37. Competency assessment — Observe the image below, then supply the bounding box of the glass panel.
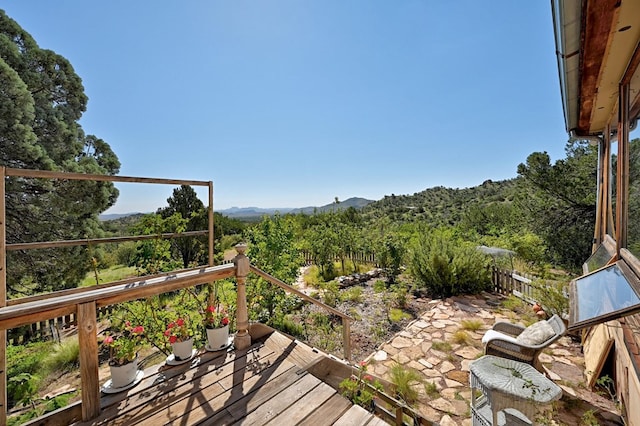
[584,243,614,273]
[610,139,618,239]
[574,263,640,324]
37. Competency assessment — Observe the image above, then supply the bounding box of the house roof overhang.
[552,0,640,137]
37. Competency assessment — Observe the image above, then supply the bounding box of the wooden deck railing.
[249,265,353,360]
[0,249,355,424]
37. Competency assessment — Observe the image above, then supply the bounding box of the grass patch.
[389,363,422,405]
[80,265,138,287]
[388,308,412,322]
[424,381,439,398]
[501,294,525,311]
[373,280,386,293]
[341,286,363,303]
[460,319,484,331]
[451,330,471,345]
[431,341,452,352]
[44,339,80,372]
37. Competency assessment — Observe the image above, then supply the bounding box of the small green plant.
[595,374,626,424]
[580,409,599,426]
[460,319,484,331]
[424,381,439,398]
[339,361,384,410]
[373,280,386,293]
[389,363,422,405]
[389,308,411,322]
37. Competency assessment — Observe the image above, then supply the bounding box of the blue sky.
[3,1,574,212]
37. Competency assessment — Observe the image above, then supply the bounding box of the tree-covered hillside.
[361,178,521,225]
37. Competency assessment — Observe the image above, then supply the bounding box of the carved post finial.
[234,243,251,350]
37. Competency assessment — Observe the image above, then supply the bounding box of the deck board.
[232,372,321,425]
[334,405,378,426]
[264,381,338,426]
[297,393,352,426]
[68,331,390,426]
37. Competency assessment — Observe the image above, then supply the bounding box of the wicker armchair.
[483,314,566,371]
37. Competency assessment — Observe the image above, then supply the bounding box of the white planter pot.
[206,325,229,350]
[110,356,138,388]
[172,337,194,360]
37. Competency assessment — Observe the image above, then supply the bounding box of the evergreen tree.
[0,10,120,295]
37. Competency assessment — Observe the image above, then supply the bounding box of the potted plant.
[103,322,146,388]
[203,305,230,351]
[164,317,194,361]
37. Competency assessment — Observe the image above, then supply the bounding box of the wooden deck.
[73,330,389,426]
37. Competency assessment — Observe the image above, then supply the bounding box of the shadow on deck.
[70,327,390,426]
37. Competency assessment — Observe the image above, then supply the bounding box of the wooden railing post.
[343,319,351,361]
[78,302,100,420]
[234,243,251,350]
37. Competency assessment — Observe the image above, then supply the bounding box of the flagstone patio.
[364,294,623,425]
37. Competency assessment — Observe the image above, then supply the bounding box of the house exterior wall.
[602,321,640,425]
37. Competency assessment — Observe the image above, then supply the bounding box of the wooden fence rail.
[491,267,536,301]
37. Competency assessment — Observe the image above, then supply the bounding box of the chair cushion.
[516,320,555,345]
[481,329,520,345]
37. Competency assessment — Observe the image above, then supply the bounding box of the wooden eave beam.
[577,0,619,135]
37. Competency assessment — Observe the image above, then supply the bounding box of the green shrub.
[320,281,340,307]
[532,279,569,318]
[390,283,409,308]
[7,342,49,409]
[410,228,491,298]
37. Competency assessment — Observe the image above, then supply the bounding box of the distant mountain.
[99,212,146,221]
[218,207,294,218]
[291,197,375,214]
[218,197,375,219]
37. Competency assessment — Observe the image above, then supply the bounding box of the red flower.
[206,305,216,313]
[132,325,144,334]
[176,318,185,326]
[169,335,178,344]
[363,375,373,382]
[164,330,171,336]
[222,317,229,325]
[167,322,175,329]
[104,335,114,345]
[359,361,367,367]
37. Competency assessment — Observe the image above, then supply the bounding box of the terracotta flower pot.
[206,325,229,350]
[172,337,194,360]
[110,356,138,388]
